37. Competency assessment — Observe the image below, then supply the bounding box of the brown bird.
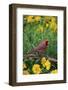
[29,40,48,55]
[24,40,48,59]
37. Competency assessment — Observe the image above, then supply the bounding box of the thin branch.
[47,57,57,62]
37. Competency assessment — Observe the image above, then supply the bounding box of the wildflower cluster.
[23,57,57,75]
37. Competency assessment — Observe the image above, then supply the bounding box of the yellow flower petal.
[46,23,49,28]
[41,57,47,67]
[45,16,51,22]
[49,22,57,32]
[32,64,41,74]
[34,16,41,21]
[51,69,58,74]
[46,65,50,70]
[45,60,51,70]
[36,26,44,33]
[51,16,57,22]
[26,16,33,23]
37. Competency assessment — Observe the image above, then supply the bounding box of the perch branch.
[47,56,57,62]
[24,54,57,62]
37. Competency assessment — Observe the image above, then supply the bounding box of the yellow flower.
[40,27,44,32]
[26,16,33,23]
[50,16,57,22]
[44,16,51,28]
[34,16,41,21]
[45,16,57,32]
[51,69,58,74]
[47,16,57,32]
[41,57,51,70]
[45,60,51,70]
[45,16,51,21]
[49,22,57,32]
[45,16,56,22]
[23,70,30,75]
[23,63,27,69]
[37,26,44,33]
[41,57,47,67]
[32,64,41,74]
[46,23,49,28]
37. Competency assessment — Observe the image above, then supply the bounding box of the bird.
[33,40,48,52]
[24,40,48,59]
[29,40,48,56]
